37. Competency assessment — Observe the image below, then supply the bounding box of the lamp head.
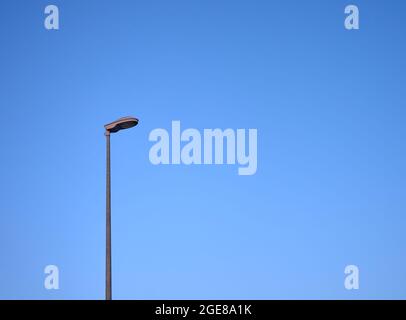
[104,116,139,134]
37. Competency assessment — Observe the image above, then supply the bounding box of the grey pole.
[105,131,112,300]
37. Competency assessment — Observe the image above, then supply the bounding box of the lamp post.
[104,116,139,300]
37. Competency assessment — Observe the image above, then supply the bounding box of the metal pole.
[106,131,112,300]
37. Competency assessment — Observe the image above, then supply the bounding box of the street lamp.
[104,116,139,300]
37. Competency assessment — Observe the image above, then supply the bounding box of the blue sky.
[0,0,405,299]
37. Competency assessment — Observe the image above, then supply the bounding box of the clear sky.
[1,0,405,299]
